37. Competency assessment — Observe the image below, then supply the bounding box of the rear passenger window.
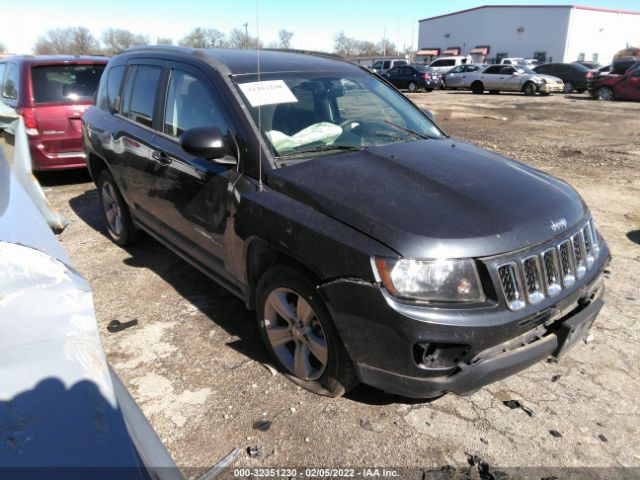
[484,66,501,74]
[3,63,18,100]
[122,65,162,128]
[97,65,126,112]
[163,69,228,138]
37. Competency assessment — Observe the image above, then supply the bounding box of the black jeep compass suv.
[82,47,608,398]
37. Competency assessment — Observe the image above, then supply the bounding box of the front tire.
[522,82,537,96]
[256,265,358,397]
[97,169,138,246]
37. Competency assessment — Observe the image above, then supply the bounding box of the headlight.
[373,257,485,303]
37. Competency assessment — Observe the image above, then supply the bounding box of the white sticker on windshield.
[238,80,298,107]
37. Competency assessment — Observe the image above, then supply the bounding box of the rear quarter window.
[3,63,19,100]
[30,64,105,103]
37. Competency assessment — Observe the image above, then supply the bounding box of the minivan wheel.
[596,87,614,101]
[408,81,418,93]
[471,81,484,94]
[563,82,574,93]
[256,265,358,397]
[522,82,537,96]
[97,170,138,245]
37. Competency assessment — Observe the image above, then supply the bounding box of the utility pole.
[383,27,386,56]
[243,22,248,48]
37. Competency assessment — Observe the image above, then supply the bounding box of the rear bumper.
[29,139,87,171]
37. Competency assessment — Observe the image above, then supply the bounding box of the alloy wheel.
[563,82,574,93]
[263,287,328,381]
[101,181,123,237]
[408,82,418,93]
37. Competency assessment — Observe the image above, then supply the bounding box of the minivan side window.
[121,65,162,128]
[97,65,126,112]
[0,64,6,95]
[3,62,19,100]
[163,69,228,138]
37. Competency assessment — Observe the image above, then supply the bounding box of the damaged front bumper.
[318,247,608,399]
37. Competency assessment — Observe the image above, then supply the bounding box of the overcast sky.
[2,0,639,54]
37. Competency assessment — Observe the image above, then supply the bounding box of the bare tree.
[156,37,174,45]
[376,38,397,56]
[278,29,293,49]
[69,27,100,54]
[179,28,226,48]
[333,32,359,58]
[102,29,149,55]
[356,40,378,57]
[34,28,72,54]
[228,28,262,49]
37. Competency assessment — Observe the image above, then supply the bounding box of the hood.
[267,139,588,258]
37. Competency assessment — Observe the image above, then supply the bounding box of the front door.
[446,65,465,87]
[147,63,239,272]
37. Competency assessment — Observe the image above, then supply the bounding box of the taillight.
[423,73,431,80]
[586,71,593,78]
[16,107,39,136]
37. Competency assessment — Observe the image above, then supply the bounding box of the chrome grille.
[523,256,545,304]
[495,220,600,311]
[498,264,525,311]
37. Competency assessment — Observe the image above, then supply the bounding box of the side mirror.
[180,127,236,165]
[421,108,435,122]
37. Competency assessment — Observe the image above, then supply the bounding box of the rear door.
[147,61,240,272]
[113,60,166,221]
[480,65,502,89]
[385,67,401,87]
[29,63,105,155]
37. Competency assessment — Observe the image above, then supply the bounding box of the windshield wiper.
[383,120,431,140]
[279,144,364,158]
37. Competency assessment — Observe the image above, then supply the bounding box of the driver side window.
[163,69,228,138]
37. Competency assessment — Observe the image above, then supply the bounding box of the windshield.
[233,70,445,159]
[31,64,105,104]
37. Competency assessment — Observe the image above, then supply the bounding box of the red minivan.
[0,55,107,170]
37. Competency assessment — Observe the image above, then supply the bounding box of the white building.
[417,5,640,65]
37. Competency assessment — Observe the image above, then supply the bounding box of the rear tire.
[256,264,358,397]
[407,81,418,93]
[471,81,484,94]
[563,82,574,93]
[97,169,138,246]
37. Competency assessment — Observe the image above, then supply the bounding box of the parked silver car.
[463,65,564,95]
[443,64,487,89]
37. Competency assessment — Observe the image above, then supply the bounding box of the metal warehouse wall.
[566,8,640,65]
[417,6,573,62]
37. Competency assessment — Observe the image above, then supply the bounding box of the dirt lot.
[6,90,640,477]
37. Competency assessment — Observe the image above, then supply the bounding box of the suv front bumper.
[318,244,608,399]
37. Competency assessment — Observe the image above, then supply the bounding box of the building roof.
[419,4,640,22]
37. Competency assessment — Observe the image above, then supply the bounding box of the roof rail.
[124,45,194,55]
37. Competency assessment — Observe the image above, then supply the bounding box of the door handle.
[152,150,172,165]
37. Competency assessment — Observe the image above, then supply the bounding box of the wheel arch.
[87,152,109,186]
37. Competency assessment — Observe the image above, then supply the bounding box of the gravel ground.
[5,90,639,478]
